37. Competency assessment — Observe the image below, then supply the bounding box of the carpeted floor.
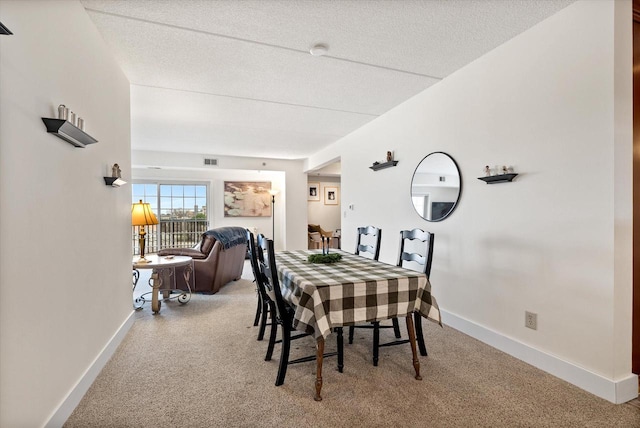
[65,262,640,427]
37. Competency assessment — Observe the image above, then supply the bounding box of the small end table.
[132,254,193,314]
[332,234,341,250]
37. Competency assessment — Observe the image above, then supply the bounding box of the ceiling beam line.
[132,83,380,117]
[85,8,444,80]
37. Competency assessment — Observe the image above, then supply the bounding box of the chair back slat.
[255,233,266,264]
[257,235,292,325]
[247,229,259,278]
[397,228,434,277]
[400,252,426,266]
[247,230,269,301]
[355,226,382,261]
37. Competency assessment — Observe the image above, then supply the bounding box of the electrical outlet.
[525,311,537,330]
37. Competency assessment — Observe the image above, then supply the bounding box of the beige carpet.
[65,263,640,427]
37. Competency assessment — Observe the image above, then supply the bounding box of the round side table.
[132,254,193,314]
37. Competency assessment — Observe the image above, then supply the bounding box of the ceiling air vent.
[204,158,218,166]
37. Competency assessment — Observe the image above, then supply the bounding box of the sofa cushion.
[157,248,208,260]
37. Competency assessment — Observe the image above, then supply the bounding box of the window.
[132,182,209,254]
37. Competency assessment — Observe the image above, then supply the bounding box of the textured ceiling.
[82,0,574,160]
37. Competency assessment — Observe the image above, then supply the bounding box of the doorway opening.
[307,160,341,250]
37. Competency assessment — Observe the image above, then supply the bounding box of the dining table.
[275,249,441,401]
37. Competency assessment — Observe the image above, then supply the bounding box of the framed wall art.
[224,181,272,217]
[308,182,320,201]
[324,186,339,205]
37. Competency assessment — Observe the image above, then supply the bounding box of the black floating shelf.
[369,160,398,171]
[477,173,518,184]
[42,118,98,148]
[103,177,127,187]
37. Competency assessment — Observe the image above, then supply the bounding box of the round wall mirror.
[410,152,462,222]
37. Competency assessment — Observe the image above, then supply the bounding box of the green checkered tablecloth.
[276,250,441,340]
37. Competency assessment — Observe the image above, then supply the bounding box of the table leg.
[160,268,174,300]
[132,269,144,310]
[405,315,422,380]
[151,271,162,314]
[178,262,193,304]
[314,338,324,401]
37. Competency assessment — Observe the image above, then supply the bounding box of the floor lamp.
[269,189,279,245]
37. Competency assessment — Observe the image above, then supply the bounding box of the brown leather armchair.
[158,227,247,294]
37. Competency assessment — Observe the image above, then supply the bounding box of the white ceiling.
[82,0,574,160]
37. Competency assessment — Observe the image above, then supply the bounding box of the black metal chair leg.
[257,301,268,341]
[348,326,355,344]
[275,326,291,386]
[414,312,427,356]
[253,294,262,326]
[336,327,344,373]
[392,317,401,338]
[265,304,278,361]
[373,321,380,366]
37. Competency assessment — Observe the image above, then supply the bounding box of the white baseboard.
[45,311,135,428]
[441,309,638,404]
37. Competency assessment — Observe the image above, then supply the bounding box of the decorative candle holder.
[58,104,68,120]
[322,236,331,255]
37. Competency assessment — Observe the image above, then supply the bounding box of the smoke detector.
[309,44,329,56]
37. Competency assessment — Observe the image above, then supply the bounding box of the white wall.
[307,176,341,233]
[613,0,634,381]
[307,0,634,402]
[133,167,285,242]
[132,150,308,250]
[0,1,133,426]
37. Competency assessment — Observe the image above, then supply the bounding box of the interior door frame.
[632,0,640,374]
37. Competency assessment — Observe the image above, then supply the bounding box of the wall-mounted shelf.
[477,173,518,184]
[42,118,98,148]
[369,160,398,171]
[104,177,127,187]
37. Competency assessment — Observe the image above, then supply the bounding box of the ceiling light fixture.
[309,43,329,56]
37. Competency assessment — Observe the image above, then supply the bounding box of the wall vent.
[204,158,218,166]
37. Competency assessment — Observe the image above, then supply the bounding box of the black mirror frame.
[410,151,462,222]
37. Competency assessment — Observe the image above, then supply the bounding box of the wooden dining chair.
[349,225,403,352]
[389,228,434,357]
[350,228,434,365]
[354,225,382,260]
[257,235,344,386]
[247,230,273,342]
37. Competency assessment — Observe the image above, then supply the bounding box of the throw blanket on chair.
[204,227,247,250]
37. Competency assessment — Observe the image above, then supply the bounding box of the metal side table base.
[132,255,193,314]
